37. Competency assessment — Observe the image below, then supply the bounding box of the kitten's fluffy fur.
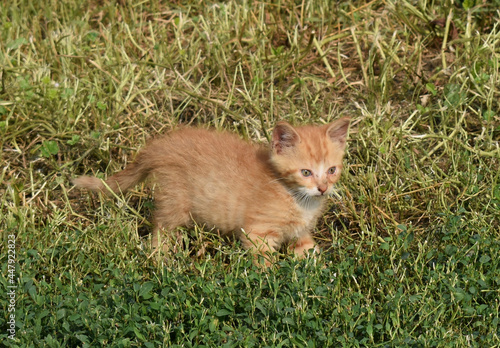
[73,118,350,265]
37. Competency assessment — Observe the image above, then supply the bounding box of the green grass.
[1,0,500,346]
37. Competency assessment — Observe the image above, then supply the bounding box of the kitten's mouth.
[309,190,329,198]
[317,189,330,196]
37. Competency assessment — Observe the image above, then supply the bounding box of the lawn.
[1,0,499,346]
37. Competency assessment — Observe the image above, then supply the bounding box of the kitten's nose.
[317,184,328,194]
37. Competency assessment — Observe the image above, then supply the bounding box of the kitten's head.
[270,118,350,205]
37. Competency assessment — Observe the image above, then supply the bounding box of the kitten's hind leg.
[151,197,192,256]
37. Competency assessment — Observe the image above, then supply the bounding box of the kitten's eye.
[328,167,337,175]
[301,169,312,177]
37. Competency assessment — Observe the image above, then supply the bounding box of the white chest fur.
[288,197,325,239]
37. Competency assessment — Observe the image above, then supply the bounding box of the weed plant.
[1,0,499,346]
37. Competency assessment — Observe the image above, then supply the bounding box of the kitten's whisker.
[288,188,318,210]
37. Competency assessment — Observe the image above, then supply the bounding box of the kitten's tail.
[72,155,151,195]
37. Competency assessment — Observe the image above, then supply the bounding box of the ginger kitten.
[73,118,350,265]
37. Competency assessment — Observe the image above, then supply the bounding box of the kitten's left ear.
[272,121,301,154]
[326,117,350,146]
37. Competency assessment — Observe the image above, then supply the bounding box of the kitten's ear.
[272,121,301,154]
[326,117,350,146]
